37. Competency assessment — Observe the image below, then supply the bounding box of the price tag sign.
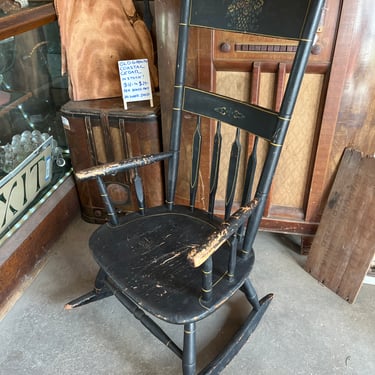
[118,59,153,109]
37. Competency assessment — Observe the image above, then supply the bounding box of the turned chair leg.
[241,278,261,311]
[65,268,112,310]
[183,322,196,375]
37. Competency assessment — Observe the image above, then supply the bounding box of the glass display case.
[0,1,70,244]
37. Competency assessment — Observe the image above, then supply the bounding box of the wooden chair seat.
[91,205,255,324]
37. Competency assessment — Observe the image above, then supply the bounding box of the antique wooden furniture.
[60,97,163,223]
[0,2,79,316]
[65,1,324,373]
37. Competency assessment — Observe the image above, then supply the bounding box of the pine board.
[305,148,375,303]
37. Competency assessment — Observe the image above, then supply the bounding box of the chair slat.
[225,128,241,220]
[208,121,222,216]
[133,169,145,214]
[119,119,133,183]
[97,176,119,226]
[183,87,278,141]
[190,116,202,209]
[237,136,259,252]
[241,136,258,207]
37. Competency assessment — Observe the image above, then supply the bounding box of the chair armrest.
[187,199,259,268]
[75,152,173,181]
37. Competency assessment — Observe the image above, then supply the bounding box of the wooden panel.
[0,176,79,316]
[306,0,375,223]
[271,73,324,208]
[0,3,56,40]
[305,149,375,303]
[212,0,340,69]
[215,69,324,218]
[61,98,164,222]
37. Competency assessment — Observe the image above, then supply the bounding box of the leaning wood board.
[305,148,375,303]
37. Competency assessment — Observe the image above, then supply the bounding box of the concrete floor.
[0,215,374,375]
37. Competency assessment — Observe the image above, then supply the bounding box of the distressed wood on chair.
[65,1,324,373]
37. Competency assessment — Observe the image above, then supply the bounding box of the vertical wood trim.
[250,62,261,105]
[99,112,114,162]
[264,62,287,217]
[274,63,287,111]
[305,0,351,222]
[242,61,262,186]
[84,116,98,165]
[198,28,215,92]
[245,62,261,156]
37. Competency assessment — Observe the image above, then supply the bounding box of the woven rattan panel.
[216,71,323,214]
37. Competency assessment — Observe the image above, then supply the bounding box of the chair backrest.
[166,0,324,259]
[76,0,324,265]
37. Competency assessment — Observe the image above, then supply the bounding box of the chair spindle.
[228,234,238,282]
[237,136,259,251]
[97,176,119,226]
[241,136,258,207]
[201,257,213,304]
[133,168,145,214]
[190,116,202,210]
[225,128,241,220]
[208,121,222,217]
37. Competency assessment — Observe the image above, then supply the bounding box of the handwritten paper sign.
[118,59,153,109]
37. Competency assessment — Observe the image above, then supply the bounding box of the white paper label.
[118,59,152,108]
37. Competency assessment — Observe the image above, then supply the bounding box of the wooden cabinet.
[0,2,79,315]
[0,2,71,240]
[155,0,375,252]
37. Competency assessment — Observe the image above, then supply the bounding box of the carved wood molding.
[234,44,298,53]
[0,3,56,40]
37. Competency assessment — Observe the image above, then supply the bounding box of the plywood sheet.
[305,148,375,303]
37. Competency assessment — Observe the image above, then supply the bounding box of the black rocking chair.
[65,1,324,373]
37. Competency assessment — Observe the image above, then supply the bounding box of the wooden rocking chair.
[65,1,324,373]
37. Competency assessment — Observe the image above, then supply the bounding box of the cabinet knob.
[219,42,231,53]
[311,44,322,55]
